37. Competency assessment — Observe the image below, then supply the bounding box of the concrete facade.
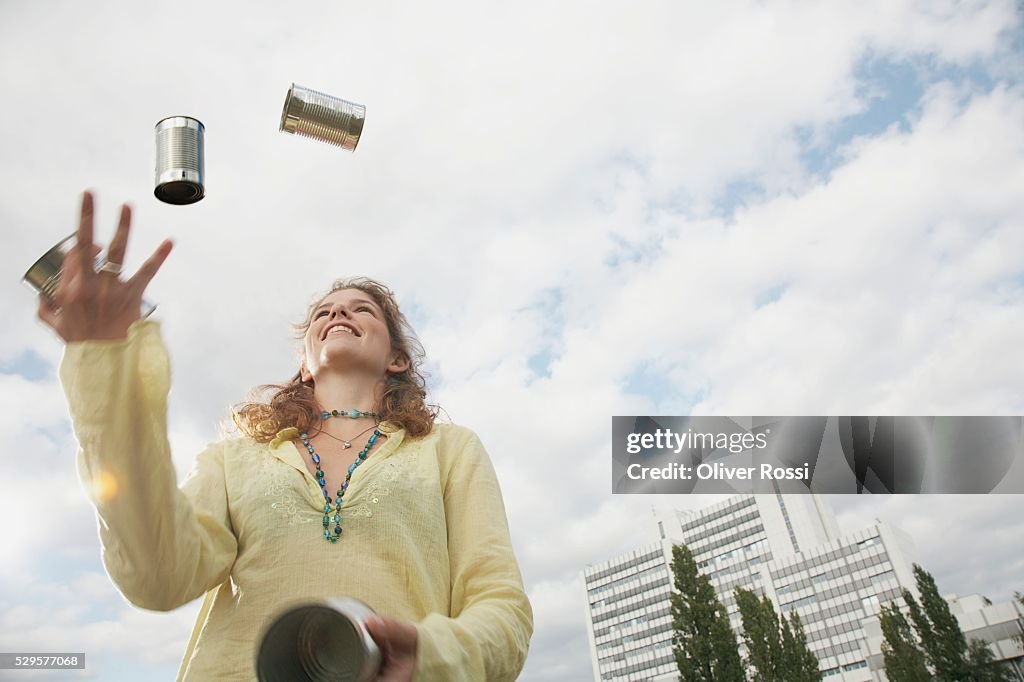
[582,494,919,682]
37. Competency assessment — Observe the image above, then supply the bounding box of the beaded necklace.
[299,408,383,543]
[320,408,381,420]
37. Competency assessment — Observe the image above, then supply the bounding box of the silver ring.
[97,261,123,276]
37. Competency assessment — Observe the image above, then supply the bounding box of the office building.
[583,494,918,681]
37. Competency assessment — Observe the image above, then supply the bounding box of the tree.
[735,587,782,681]
[734,588,819,680]
[1015,592,1024,649]
[964,639,1013,682]
[879,602,930,682]
[669,545,745,682]
[912,564,970,680]
[900,565,1015,681]
[780,612,821,682]
[903,588,938,669]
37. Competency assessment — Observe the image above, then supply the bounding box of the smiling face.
[300,288,408,382]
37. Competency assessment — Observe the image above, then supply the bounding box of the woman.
[41,192,533,681]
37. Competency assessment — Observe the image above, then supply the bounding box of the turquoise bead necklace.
[319,408,381,420]
[299,408,383,543]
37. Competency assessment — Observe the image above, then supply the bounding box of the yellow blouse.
[60,320,533,681]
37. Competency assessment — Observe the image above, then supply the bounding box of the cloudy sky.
[1,1,1022,679]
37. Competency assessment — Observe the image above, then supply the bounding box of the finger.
[365,616,385,641]
[365,616,392,657]
[66,244,102,274]
[389,620,418,654]
[75,191,96,278]
[127,239,173,292]
[105,203,131,270]
[367,616,418,655]
[367,616,417,682]
[56,238,105,313]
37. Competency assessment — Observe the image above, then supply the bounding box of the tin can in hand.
[22,234,157,318]
[257,597,381,682]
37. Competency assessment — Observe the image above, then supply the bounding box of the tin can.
[154,116,205,205]
[22,234,157,318]
[279,84,365,151]
[257,597,381,682]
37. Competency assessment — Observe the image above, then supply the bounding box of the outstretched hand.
[38,191,173,342]
[365,614,418,682]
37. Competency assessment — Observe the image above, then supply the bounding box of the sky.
[0,1,1022,680]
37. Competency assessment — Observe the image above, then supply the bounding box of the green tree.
[964,638,1013,682]
[1015,592,1024,649]
[903,588,938,668]
[879,602,930,682]
[669,545,745,682]
[779,612,821,682]
[901,565,1015,681]
[735,587,783,681]
[912,564,970,680]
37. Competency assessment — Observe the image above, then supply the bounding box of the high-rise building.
[763,522,915,678]
[583,539,678,682]
[582,494,919,681]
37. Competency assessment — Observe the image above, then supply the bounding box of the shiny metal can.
[22,234,156,317]
[256,597,381,682]
[280,84,365,151]
[154,116,205,205]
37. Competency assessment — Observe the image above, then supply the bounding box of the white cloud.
[0,581,200,679]
[521,577,595,681]
[0,1,1022,680]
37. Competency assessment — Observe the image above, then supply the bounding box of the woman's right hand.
[37,191,173,343]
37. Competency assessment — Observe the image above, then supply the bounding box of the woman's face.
[301,288,405,381]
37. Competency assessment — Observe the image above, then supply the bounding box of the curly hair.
[231,277,436,442]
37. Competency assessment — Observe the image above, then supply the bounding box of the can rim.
[256,599,379,682]
[22,233,77,284]
[155,115,205,131]
[279,83,298,133]
[154,180,205,205]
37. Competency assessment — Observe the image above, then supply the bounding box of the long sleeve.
[414,428,533,681]
[59,320,237,612]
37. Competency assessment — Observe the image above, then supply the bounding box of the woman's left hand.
[366,614,418,682]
